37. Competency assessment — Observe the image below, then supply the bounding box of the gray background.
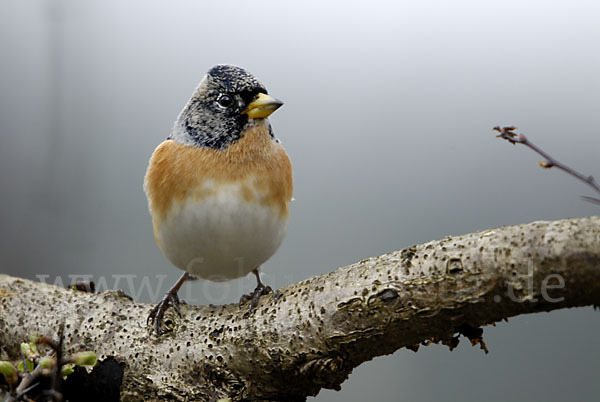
[1,0,599,400]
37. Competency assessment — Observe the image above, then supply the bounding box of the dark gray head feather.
[169,65,272,150]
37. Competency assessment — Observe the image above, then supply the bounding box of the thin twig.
[49,321,64,402]
[494,126,600,203]
[14,365,43,396]
[15,382,40,401]
[581,196,600,205]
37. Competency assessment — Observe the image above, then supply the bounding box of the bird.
[144,65,293,334]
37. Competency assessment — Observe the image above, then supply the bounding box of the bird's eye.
[217,94,234,108]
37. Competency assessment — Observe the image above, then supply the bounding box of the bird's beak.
[243,93,284,119]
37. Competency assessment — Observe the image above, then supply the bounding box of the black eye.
[217,94,234,108]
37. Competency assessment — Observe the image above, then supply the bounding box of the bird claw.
[147,292,182,335]
[239,283,272,311]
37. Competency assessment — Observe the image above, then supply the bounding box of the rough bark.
[1,216,599,401]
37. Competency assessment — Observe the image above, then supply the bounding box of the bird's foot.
[239,283,272,311]
[147,291,182,335]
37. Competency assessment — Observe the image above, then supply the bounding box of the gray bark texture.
[1,216,599,401]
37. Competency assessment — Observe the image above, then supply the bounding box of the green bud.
[39,356,55,369]
[20,342,31,356]
[0,361,18,385]
[72,351,97,366]
[20,342,37,359]
[60,363,74,377]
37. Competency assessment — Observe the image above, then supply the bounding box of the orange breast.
[144,123,293,227]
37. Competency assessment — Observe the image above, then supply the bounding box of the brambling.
[144,65,293,334]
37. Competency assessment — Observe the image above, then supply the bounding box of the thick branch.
[1,216,599,401]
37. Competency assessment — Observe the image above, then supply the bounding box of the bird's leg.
[239,267,272,310]
[147,272,189,335]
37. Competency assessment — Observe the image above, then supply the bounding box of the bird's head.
[171,65,283,150]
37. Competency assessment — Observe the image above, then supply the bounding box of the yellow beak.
[243,93,284,119]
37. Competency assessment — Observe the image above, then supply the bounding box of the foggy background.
[1,0,599,400]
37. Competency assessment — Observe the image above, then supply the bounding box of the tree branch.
[1,216,599,401]
[494,126,600,204]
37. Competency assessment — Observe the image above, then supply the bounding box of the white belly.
[155,183,288,281]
